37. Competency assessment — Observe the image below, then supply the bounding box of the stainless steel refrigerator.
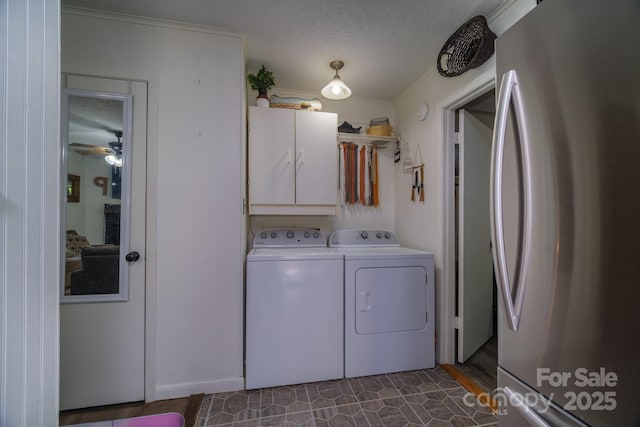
[490,0,640,425]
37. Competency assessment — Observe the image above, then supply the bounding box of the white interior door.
[60,76,147,410]
[457,110,494,363]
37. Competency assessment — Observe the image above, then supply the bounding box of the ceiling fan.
[68,142,114,155]
[69,130,123,167]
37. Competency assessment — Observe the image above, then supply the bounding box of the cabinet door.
[249,107,295,206]
[295,110,338,206]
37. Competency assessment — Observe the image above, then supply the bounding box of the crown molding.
[62,5,245,40]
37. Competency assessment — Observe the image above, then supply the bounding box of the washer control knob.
[286,230,295,239]
[304,231,311,238]
[313,231,320,238]
[384,232,391,239]
[270,231,278,238]
[360,231,369,239]
[260,232,268,239]
[376,232,383,239]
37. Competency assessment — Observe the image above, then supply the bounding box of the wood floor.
[59,394,203,426]
[454,336,498,393]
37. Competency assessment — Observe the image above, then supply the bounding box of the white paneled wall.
[152,26,245,398]
[1,0,60,425]
[62,9,246,400]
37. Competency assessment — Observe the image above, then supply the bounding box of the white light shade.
[321,75,352,100]
[105,154,123,167]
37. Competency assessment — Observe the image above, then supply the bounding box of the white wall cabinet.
[249,106,338,215]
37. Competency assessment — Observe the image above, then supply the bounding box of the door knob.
[126,251,140,262]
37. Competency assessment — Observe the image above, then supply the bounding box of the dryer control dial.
[360,231,369,239]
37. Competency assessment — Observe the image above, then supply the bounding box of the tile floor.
[197,366,496,426]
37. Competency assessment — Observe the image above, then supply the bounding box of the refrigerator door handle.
[503,386,551,427]
[491,69,532,332]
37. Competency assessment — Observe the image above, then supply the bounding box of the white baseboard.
[153,377,245,401]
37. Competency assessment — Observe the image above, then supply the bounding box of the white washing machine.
[245,228,343,389]
[329,229,435,378]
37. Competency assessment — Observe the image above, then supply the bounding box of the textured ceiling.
[62,0,505,100]
[67,95,124,147]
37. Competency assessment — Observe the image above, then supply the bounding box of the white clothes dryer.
[245,229,343,389]
[329,229,435,378]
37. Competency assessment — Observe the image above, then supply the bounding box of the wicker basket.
[437,16,496,78]
[366,124,393,136]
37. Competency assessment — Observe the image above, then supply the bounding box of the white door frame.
[437,68,495,364]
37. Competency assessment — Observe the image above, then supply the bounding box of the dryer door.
[355,266,427,335]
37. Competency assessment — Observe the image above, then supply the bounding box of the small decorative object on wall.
[407,145,425,202]
[437,16,496,77]
[269,94,322,111]
[67,174,80,203]
[247,64,276,107]
[418,103,429,121]
[94,176,109,196]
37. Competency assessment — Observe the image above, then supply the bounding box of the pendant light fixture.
[321,60,352,100]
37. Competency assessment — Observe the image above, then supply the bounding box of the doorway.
[60,75,148,410]
[453,89,497,393]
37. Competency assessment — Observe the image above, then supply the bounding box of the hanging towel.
[339,142,380,207]
[343,143,350,203]
[368,147,374,206]
[349,143,358,203]
[359,145,366,205]
[372,145,379,207]
[339,143,345,204]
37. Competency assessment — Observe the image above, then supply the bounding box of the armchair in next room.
[70,245,120,295]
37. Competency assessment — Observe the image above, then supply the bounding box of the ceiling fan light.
[321,60,352,100]
[105,154,123,167]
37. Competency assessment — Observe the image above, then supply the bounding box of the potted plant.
[247,64,275,107]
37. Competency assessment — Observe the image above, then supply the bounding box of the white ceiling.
[62,0,505,100]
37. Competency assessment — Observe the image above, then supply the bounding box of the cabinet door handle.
[287,148,292,164]
[299,148,305,165]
